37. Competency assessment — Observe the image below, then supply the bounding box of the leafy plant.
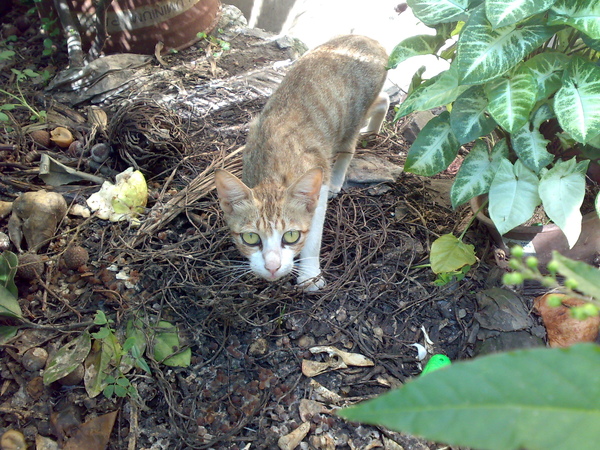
[340,248,600,449]
[0,69,47,122]
[504,246,600,316]
[390,0,600,247]
[43,311,189,399]
[196,31,231,56]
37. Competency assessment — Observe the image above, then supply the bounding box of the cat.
[214,34,389,291]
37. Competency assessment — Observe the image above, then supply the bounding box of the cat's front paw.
[328,185,342,199]
[296,273,326,292]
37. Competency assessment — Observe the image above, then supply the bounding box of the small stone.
[63,246,89,270]
[0,429,27,450]
[0,231,9,251]
[21,347,48,371]
[248,338,268,356]
[17,253,44,280]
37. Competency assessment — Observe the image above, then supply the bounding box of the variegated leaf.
[450,139,507,208]
[511,122,552,174]
[405,111,461,176]
[407,0,469,26]
[522,52,569,102]
[539,158,589,248]
[555,56,600,144]
[387,35,447,69]
[489,159,540,235]
[395,64,467,119]
[484,71,537,133]
[549,0,600,39]
[457,6,557,84]
[485,0,557,29]
[450,85,497,144]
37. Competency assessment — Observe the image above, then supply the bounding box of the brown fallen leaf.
[63,410,118,450]
[277,421,310,450]
[534,293,600,347]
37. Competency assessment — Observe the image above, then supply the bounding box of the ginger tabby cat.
[214,35,389,291]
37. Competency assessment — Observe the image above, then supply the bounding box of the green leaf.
[340,344,600,450]
[0,50,15,60]
[485,0,557,28]
[0,104,17,111]
[522,52,569,102]
[450,139,508,208]
[511,118,553,174]
[549,0,600,39]
[92,327,111,340]
[539,158,589,248]
[0,112,9,122]
[84,343,110,398]
[457,6,557,84]
[581,33,600,52]
[395,64,468,119]
[0,250,19,300]
[43,332,92,385]
[0,326,19,345]
[407,0,469,26]
[489,158,540,235]
[22,69,39,78]
[551,252,600,300]
[485,71,538,133]
[450,85,497,144]
[430,234,476,273]
[555,56,600,144]
[0,285,21,319]
[122,319,149,374]
[387,35,446,69]
[114,384,128,397]
[405,111,461,176]
[153,321,191,367]
[103,384,115,398]
[116,376,130,387]
[93,310,109,325]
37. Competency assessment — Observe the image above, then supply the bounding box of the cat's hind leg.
[361,92,390,135]
[297,184,329,291]
[329,146,355,197]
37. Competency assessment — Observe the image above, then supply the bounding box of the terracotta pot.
[470,195,600,267]
[39,0,222,55]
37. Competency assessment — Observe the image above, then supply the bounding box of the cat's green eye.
[241,232,261,246]
[282,230,301,245]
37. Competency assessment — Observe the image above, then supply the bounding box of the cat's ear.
[214,169,253,214]
[288,168,323,213]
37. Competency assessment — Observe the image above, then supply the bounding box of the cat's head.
[214,168,323,281]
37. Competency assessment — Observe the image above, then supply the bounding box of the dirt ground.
[0,4,546,450]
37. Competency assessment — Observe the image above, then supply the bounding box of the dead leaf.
[63,410,118,450]
[309,346,374,367]
[299,399,331,422]
[301,359,346,377]
[308,380,343,404]
[535,294,600,347]
[277,421,310,450]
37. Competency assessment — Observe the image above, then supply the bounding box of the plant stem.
[458,197,488,241]
[0,86,43,121]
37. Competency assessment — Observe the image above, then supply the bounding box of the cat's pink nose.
[265,261,280,277]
